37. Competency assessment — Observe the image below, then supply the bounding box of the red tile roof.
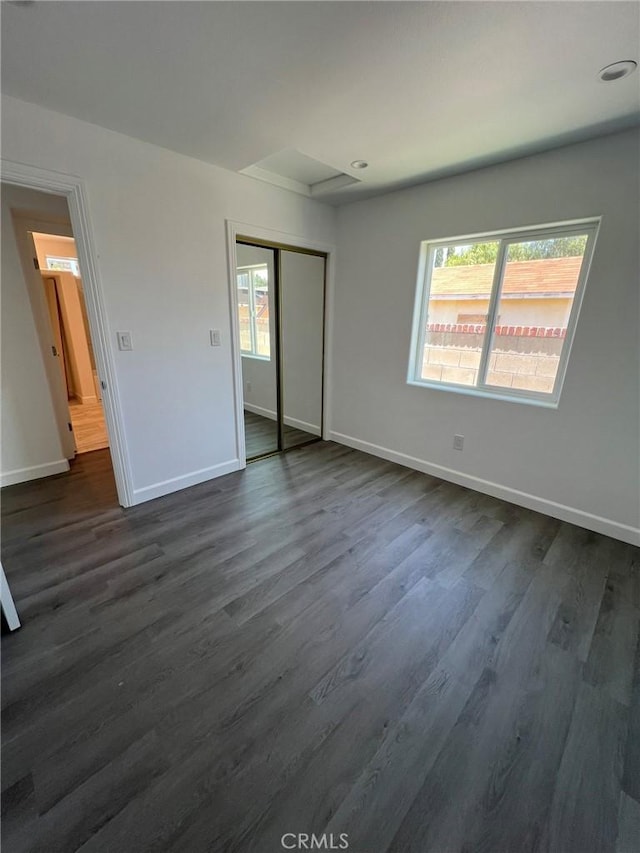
[431,256,582,297]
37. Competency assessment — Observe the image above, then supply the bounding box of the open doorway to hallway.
[32,231,109,454]
[1,182,114,491]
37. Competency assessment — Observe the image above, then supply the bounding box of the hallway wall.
[1,185,71,485]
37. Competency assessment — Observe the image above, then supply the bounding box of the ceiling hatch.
[240,149,361,198]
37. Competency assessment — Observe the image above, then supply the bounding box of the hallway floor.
[69,399,108,453]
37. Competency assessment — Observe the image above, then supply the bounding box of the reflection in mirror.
[237,243,278,458]
[280,251,325,450]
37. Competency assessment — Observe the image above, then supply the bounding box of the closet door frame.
[227,221,334,467]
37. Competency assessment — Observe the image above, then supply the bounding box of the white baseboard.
[244,404,320,436]
[330,431,640,547]
[283,415,321,436]
[1,458,70,487]
[131,458,242,505]
[244,403,276,420]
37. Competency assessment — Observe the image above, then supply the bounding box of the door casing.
[2,160,134,506]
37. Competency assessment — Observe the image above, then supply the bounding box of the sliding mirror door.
[237,244,278,459]
[280,250,325,450]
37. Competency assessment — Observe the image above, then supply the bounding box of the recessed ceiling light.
[350,160,368,170]
[598,60,637,82]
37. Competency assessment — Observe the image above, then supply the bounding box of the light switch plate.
[210,329,222,347]
[117,331,133,351]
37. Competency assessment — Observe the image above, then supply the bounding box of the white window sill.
[407,378,560,409]
[241,352,271,362]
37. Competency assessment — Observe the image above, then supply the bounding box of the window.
[237,264,270,358]
[46,255,81,276]
[408,219,599,406]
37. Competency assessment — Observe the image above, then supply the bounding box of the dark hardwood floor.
[244,410,318,458]
[1,444,638,853]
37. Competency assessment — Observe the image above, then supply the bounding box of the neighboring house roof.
[431,256,582,297]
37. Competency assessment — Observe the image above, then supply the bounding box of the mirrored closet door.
[237,243,278,459]
[280,250,325,450]
[235,239,326,461]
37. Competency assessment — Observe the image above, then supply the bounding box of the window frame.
[45,255,81,276]
[237,263,271,360]
[407,217,601,408]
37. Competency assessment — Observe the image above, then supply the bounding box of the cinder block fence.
[422,324,565,391]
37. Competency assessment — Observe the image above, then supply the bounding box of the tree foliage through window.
[434,235,587,267]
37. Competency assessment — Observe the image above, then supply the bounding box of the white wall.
[331,129,640,543]
[1,185,71,485]
[1,96,336,501]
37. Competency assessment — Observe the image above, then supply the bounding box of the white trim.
[241,352,271,362]
[422,217,604,248]
[1,159,135,507]
[406,378,560,408]
[243,402,277,420]
[477,239,508,385]
[284,415,321,436]
[226,220,336,465]
[131,459,242,505]
[1,459,69,487]
[311,173,359,197]
[239,165,311,198]
[330,431,640,547]
[243,404,321,436]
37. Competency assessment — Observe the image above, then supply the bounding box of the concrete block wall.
[422,324,562,392]
[425,323,565,355]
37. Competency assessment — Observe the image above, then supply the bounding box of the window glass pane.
[237,276,252,352]
[46,256,80,275]
[421,241,499,386]
[252,268,270,358]
[484,235,588,394]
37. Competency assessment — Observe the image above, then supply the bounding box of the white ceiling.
[2,1,639,204]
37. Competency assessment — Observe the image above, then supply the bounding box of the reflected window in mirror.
[237,264,270,359]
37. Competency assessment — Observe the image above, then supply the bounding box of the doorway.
[3,184,113,484]
[33,231,109,454]
[2,161,133,508]
[235,238,327,461]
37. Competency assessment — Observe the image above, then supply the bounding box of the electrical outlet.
[246,381,252,392]
[453,434,464,451]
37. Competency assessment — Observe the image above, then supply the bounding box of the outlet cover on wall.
[453,434,464,451]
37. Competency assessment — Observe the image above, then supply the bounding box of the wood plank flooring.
[68,399,109,454]
[1,443,638,853]
[244,410,318,458]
